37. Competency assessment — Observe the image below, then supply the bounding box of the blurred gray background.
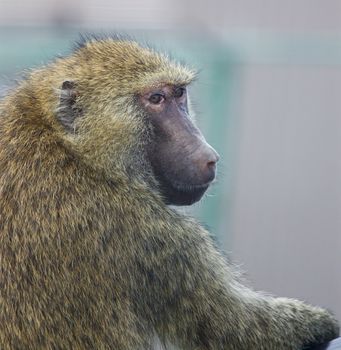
[0,0,340,323]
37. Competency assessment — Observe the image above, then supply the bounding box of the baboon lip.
[171,181,211,193]
[160,178,211,206]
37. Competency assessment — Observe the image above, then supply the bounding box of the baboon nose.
[202,148,219,183]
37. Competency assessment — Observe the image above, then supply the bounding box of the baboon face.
[140,85,219,206]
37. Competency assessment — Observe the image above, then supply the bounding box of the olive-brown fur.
[0,36,338,349]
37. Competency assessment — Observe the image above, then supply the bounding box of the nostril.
[207,151,220,169]
[207,160,216,169]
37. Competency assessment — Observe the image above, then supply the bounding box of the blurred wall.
[231,64,341,316]
[0,0,340,322]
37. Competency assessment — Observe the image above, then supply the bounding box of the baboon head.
[51,36,219,206]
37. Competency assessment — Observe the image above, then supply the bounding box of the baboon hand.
[273,298,339,348]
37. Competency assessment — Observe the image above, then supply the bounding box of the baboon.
[0,35,338,350]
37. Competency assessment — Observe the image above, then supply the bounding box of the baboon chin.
[0,35,338,349]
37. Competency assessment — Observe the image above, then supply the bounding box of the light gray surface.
[313,337,341,350]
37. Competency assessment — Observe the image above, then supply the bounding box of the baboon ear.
[57,80,82,133]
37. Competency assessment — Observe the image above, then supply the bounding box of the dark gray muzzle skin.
[149,99,219,206]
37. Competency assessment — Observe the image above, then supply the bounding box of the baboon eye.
[174,87,186,98]
[149,93,165,104]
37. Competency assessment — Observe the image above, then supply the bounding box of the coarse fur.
[0,35,338,349]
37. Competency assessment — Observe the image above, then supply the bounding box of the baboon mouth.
[171,181,211,192]
[167,182,209,206]
[158,177,211,206]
